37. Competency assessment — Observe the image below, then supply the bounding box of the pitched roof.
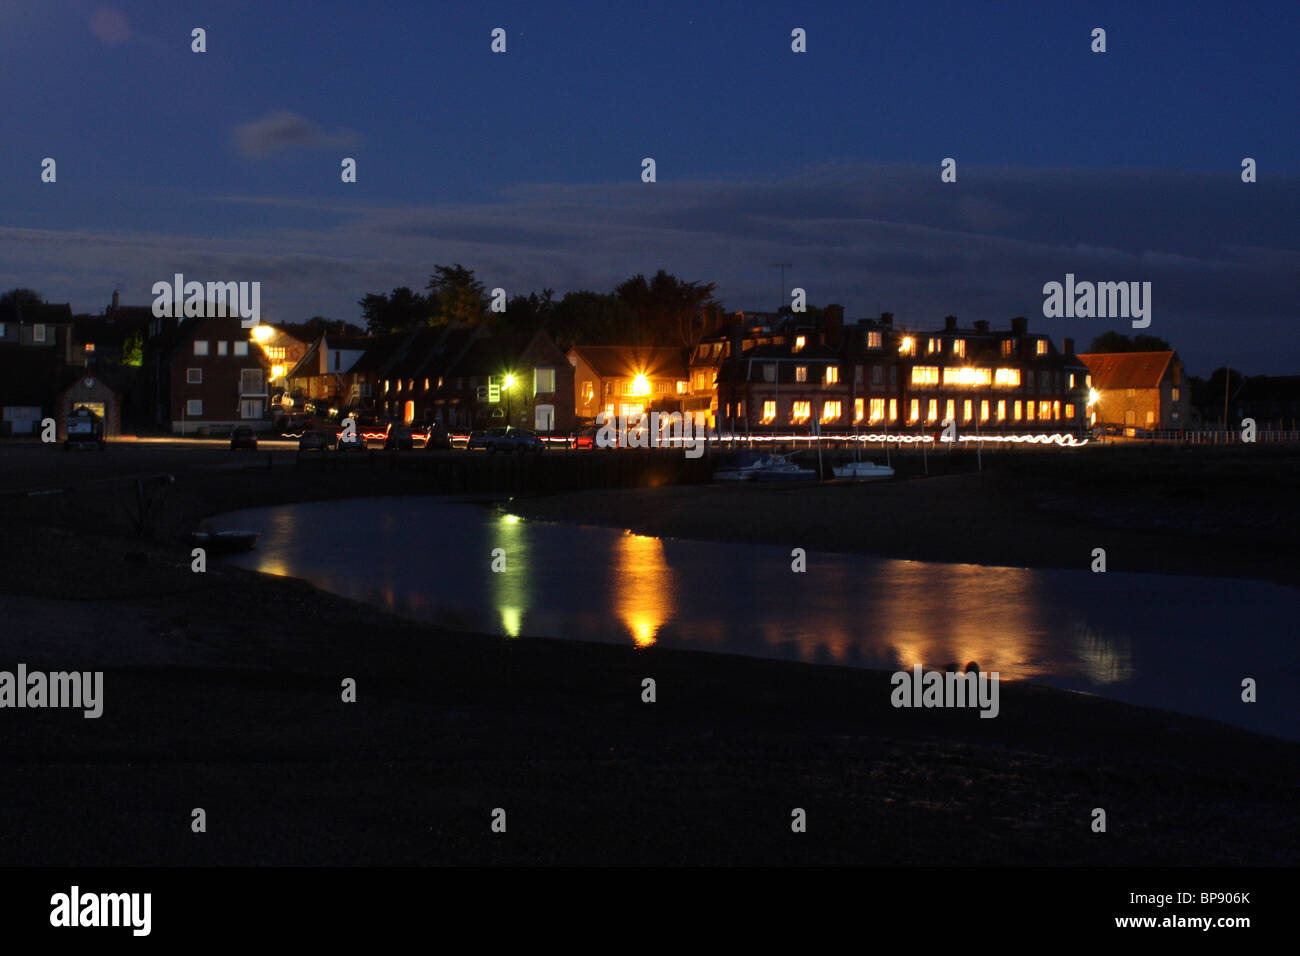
[569,345,689,379]
[1078,352,1176,390]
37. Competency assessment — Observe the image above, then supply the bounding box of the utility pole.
[770,263,792,312]
[1223,364,1230,433]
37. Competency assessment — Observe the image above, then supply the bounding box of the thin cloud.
[232,110,361,159]
[89,6,130,46]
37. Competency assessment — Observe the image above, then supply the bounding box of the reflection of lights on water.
[614,532,674,647]
[500,606,523,638]
[1071,623,1135,684]
[491,513,529,638]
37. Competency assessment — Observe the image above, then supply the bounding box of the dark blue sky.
[2,0,1297,373]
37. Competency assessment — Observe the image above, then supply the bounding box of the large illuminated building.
[711,309,1092,435]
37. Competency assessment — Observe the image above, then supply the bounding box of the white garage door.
[3,406,42,435]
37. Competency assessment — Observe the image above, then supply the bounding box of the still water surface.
[209,496,1298,740]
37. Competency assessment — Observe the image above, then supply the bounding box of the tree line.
[357,265,720,349]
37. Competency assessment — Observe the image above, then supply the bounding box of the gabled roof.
[568,345,688,380]
[1078,352,1176,390]
[347,333,409,375]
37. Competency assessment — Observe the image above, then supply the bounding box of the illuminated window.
[1040,401,1052,419]
[383,379,389,392]
[791,401,811,423]
[994,368,1020,387]
[1053,400,1061,420]
[821,401,842,423]
[1068,373,1076,388]
[869,398,884,423]
[1026,401,1035,421]
[997,400,1006,421]
[194,340,209,356]
[795,365,808,383]
[963,399,973,422]
[424,378,430,391]
[942,367,991,386]
[926,399,938,422]
[911,366,940,385]
[1036,340,1048,355]
[944,399,955,423]
[1065,403,1075,418]
[264,346,286,360]
[676,380,687,394]
[84,342,95,354]
[868,331,882,349]
[1086,374,1092,388]
[855,398,865,422]
[217,340,228,356]
[1171,388,1180,402]
[952,339,966,358]
[928,337,940,354]
[980,400,990,422]
[1000,340,1015,357]
[233,341,248,356]
[825,366,839,385]
[899,337,915,356]
[1014,400,1022,420]
[794,335,806,352]
[888,399,897,422]
[908,399,920,423]
[1146,410,1155,426]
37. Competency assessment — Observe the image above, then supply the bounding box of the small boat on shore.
[752,454,817,481]
[190,530,260,553]
[714,452,817,482]
[832,460,895,481]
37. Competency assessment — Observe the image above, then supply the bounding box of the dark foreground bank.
[0,448,1296,865]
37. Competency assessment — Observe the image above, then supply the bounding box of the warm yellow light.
[270,364,285,380]
[1088,387,1101,407]
[252,324,274,343]
[504,374,515,389]
[899,336,914,354]
[631,373,650,396]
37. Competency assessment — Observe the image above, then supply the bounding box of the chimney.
[879,311,893,326]
[111,290,120,312]
[973,320,989,334]
[1063,337,1075,356]
[824,304,844,348]
[944,315,957,332]
[1011,316,1028,335]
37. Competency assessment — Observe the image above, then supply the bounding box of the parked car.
[284,414,314,435]
[465,429,491,451]
[230,426,258,450]
[298,430,332,452]
[572,426,598,449]
[485,426,544,453]
[384,423,414,451]
[337,429,367,452]
[423,425,452,450]
[64,409,106,451]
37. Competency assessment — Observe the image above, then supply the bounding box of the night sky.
[2,0,1296,373]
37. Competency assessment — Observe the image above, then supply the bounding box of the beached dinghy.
[832,460,895,481]
[190,530,260,553]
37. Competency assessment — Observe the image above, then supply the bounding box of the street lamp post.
[504,373,515,426]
